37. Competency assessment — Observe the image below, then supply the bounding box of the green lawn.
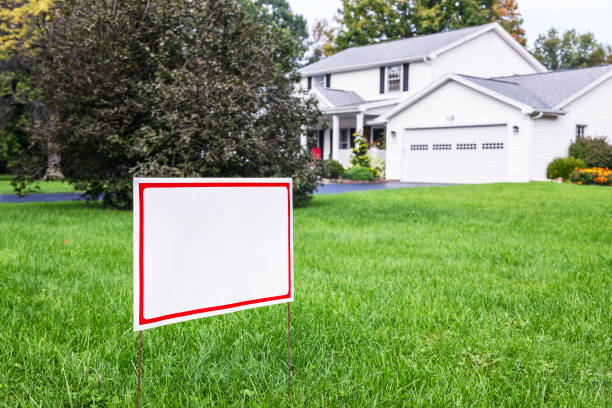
[0,174,78,195]
[0,183,611,407]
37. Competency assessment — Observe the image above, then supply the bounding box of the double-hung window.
[576,124,587,140]
[340,128,356,149]
[387,65,401,92]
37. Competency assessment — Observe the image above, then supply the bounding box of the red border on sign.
[138,182,292,325]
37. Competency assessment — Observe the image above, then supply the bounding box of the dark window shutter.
[307,76,312,90]
[403,63,409,92]
[350,128,356,148]
[379,67,385,94]
[325,74,331,88]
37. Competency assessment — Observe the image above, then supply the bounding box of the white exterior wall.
[385,81,530,181]
[329,67,385,101]
[431,31,540,79]
[531,76,612,180]
[300,64,433,102]
[407,62,433,97]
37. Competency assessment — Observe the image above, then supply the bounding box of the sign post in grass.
[133,178,294,405]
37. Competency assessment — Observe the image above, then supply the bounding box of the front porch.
[310,112,387,167]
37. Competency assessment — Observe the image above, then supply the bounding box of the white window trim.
[386,65,402,93]
[576,124,587,140]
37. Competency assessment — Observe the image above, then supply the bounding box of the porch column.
[356,112,365,137]
[332,114,340,160]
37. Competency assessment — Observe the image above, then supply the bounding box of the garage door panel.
[403,126,507,183]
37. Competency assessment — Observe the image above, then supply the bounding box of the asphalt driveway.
[0,181,452,203]
[315,181,453,194]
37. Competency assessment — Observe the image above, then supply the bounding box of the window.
[372,128,385,149]
[313,75,325,88]
[433,144,452,150]
[410,144,428,151]
[340,128,356,149]
[576,124,587,140]
[482,142,504,150]
[457,143,477,150]
[387,65,401,92]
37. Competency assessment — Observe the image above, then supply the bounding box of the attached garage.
[378,67,612,183]
[402,125,507,183]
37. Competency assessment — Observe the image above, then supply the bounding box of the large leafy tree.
[17,0,319,208]
[307,18,340,63]
[0,0,52,174]
[533,28,612,70]
[326,0,525,54]
[243,0,308,68]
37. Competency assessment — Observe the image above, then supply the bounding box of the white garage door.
[402,125,507,183]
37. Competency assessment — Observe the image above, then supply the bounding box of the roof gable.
[312,87,366,108]
[463,65,612,110]
[375,65,612,123]
[299,23,546,77]
[299,24,495,76]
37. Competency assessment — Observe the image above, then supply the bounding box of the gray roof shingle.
[459,65,612,110]
[316,87,366,108]
[299,24,494,76]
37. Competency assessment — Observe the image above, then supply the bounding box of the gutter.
[299,55,428,77]
[321,106,362,115]
[528,109,565,117]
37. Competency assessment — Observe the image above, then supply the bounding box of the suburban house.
[298,23,612,183]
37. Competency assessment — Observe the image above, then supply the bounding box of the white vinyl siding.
[532,76,612,180]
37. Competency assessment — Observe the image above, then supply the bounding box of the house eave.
[299,56,427,77]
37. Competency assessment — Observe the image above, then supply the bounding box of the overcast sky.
[287,0,612,47]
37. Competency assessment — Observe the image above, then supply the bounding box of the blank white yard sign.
[133,178,293,331]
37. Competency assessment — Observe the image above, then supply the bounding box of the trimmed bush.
[569,136,612,168]
[570,167,612,186]
[546,157,585,180]
[343,165,375,181]
[316,159,345,179]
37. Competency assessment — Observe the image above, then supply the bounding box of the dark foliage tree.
[533,28,612,70]
[17,0,320,208]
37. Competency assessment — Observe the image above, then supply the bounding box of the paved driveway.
[0,193,88,203]
[0,181,452,203]
[316,181,453,194]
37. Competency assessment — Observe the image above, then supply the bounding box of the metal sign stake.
[288,302,291,398]
[137,331,142,408]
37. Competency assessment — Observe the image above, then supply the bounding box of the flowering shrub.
[371,157,385,179]
[570,167,612,186]
[350,133,371,168]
